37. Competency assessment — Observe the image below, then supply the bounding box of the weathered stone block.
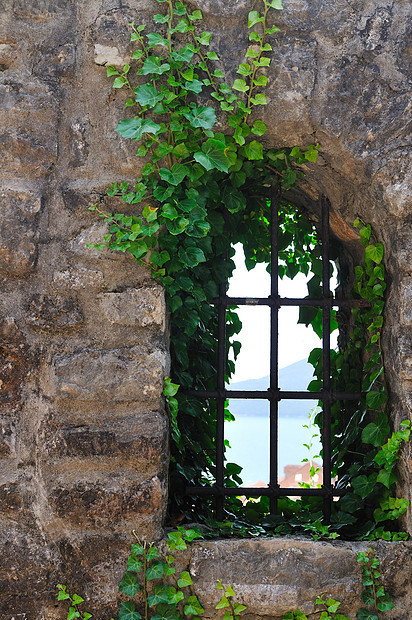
[94,43,129,68]
[51,346,166,402]
[0,187,41,276]
[0,481,22,512]
[43,416,166,462]
[26,294,84,332]
[50,476,163,529]
[0,38,17,69]
[0,520,57,617]
[68,222,115,258]
[0,130,57,179]
[185,539,412,619]
[69,120,90,168]
[52,267,104,290]
[97,287,165,331]
[6,0,70,22]
[0,318,29,410]
[0,76,57,114]
[400,278,412,326]
[33,42,77,81]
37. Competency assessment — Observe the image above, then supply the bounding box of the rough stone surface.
[181,538,412,619]
[0,0,411,618]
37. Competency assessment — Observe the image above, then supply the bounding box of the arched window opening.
[180,189,365,523]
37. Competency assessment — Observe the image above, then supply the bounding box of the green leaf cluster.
[57,528,247,620]
[356,550,394,618]
[56,584,92,620]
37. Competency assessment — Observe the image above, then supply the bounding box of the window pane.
[225,399,269,486]
[278,306,322,391]
[227,305,270,386]
[278,401,322,487]
[227,243,270,297]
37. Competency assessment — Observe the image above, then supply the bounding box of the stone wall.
[0,0,411,618]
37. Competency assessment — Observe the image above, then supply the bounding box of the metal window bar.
[186,188,367,521]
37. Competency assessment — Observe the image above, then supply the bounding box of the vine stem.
[369,557,378,613]
[244,0,269,123]
[143,542,148,620]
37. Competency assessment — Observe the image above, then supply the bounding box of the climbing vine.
[88,0,410,540]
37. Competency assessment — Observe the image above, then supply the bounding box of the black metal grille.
[186,187,367,521]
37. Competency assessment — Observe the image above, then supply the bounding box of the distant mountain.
[227,358,317,419]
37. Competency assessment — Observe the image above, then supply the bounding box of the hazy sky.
[227,244,337,382]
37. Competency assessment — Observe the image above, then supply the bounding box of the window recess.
[185,186,369,522]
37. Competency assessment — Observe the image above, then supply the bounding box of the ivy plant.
[57,527,247,620]
[88,0,410,540]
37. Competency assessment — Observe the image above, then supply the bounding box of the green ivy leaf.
[118,602,143,620]
[194,139,229,172]
[164,379,179,397]
[141,56,170,75]
[131,543,144,555]
[172,46,195,63]
[360,224,371,246]
[127,554,143,572]
[166,216,188,235]
[185,79,203,93]
[248,10,263,27]
[167,587,184,604]
[356,610,378,620]
[162,204,179,220]
[146,33,168,47]
[250,93,267,105]
[146,546,160,561]
[177,570,193,587]
[365,390,387,411]
[184,595,205,615]
[72,594,84,605]
[154,13,169,23]
[148,585,170,606]
[115,118,162,140]
[198,31,211,45]
[129,240,148,260]
[216,596,230,609]
[244,140,263,160]
[251,120,267,136]
[233,79,249,93]
[159,164,189,186]
[376,468,397,489]
[362,413,390,446]
[146,560,164,581]
[222,185,246,213]
[183,106,216,129]
[67,608,80,620]
[119,572,141,597]
[134,84,165,107]
[189,9,203,20]
[351,475,377,499]
[106,65,119,76]
[267,0,283,8]
[152,604,181,620]
[113,76,126,89]
[365,243,384,264]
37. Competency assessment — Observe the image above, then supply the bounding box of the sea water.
[225,415,322,485]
